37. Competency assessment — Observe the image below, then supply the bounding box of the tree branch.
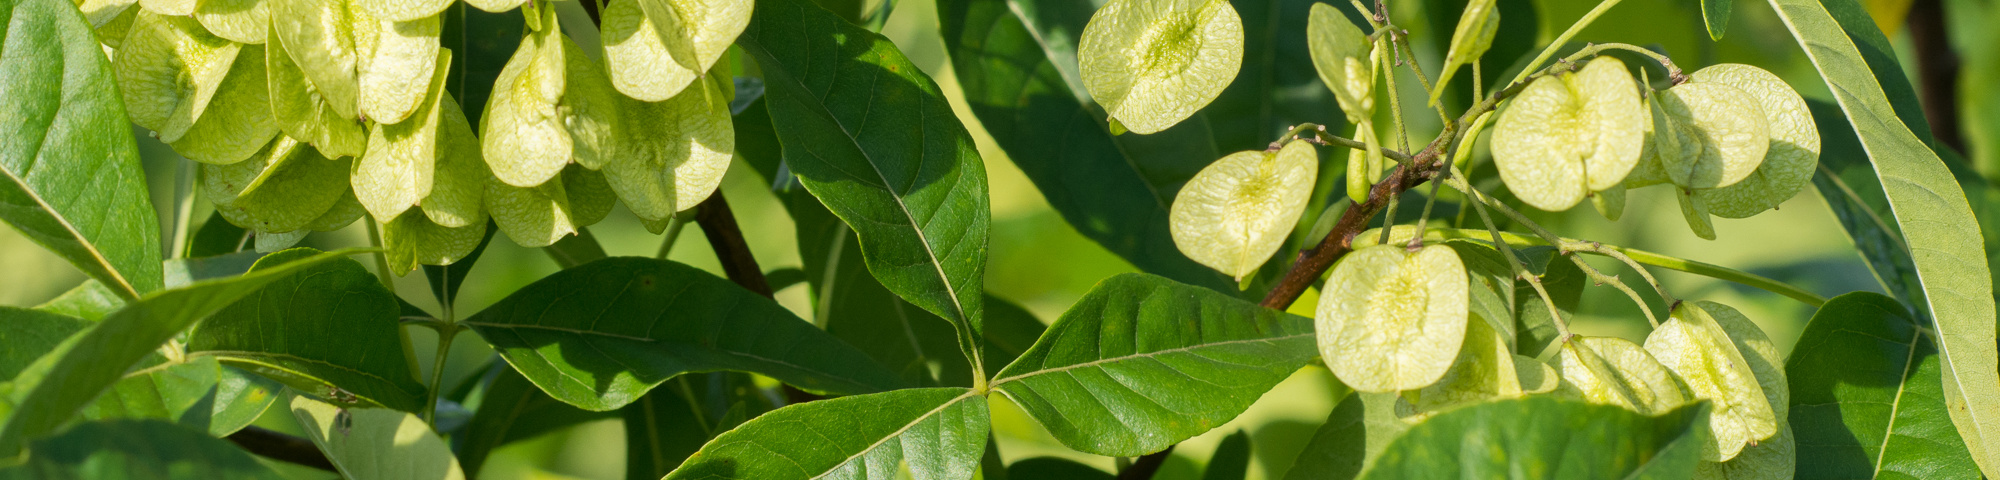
[695,193,774,298]
[1118,445,1175,480]
[1906,0,1964,152]
[226,426,335,472]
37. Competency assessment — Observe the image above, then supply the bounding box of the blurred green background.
[6,0,1993,478]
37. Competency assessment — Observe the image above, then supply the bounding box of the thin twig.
[1119,446,1175,480]
[695,193,773,298]
[227,427,335,472]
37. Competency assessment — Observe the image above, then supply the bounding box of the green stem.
[654,214,690,259]
[170,159,197,259]
[1357,227,1828,307]
[1512,0,1624,86]
[423,325,458,425]
[365,221,395,289]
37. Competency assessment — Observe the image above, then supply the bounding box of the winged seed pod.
[169,44,282,166]
[1689,64,1820,219]
[194,0,271,44]
[1557,336,1692,415]
[602,75,736,224]
[1078,0,1244,135]
[380,211,486,275]
[481,11,621,188]
[267,20,369,159]
[1654,83,1770,190]
[487,165,617,248]
[423,96,494,229]
[355,49,453,221]
[1317,244,1469,393]
[1491,56,1645,211]
[1695,424,1795,480]
[1645,301,1782,462]
[114,12,240,144]
[602,0,753,102]
[1429,0,1497,107]
[202,136,355,235]
[1307,3,1382,203]
[1169,141,1318,281]
[269,0,441,125]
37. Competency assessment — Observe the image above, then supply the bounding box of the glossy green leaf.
[1009,457,1115,479]
[1077,0,1244,134]
[1787,292,1981,478]
[1358,397,1710,479]
[738,0,991,369]
[456,365,614,478]
[1202,430,1253,480]
[1442,240,1516,342]
[187,249,426,412]
[290,395,466,480]
[0,419,285,480]
[462,257,906,411]
[990,273,1315,456]
[1281,391,1404,480]
[0,249,360,455]
[937,0,1235,292]
[1430,0,1497,107]
[81,356,280,437]
[0,308,89,381]
[665,388,988,480]
[1,0,162,300]
[1768,0,2000,472]
[1702,0,1731,40]
[619,387,710,480]
[35,280,126,321]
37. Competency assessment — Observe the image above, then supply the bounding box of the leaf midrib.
[989,332,1311,387]
[810,390,979,480]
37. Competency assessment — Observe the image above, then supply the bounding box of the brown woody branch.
[1906,0,1964,153]
[695,193,775,298]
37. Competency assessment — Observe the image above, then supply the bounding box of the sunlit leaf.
[1787,292,1981,478]
[665,388,986,480]
[1358,397,1710,479]
[291,395,466,480]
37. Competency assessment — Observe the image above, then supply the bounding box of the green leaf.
[1203,430,1253,480]
[1442,240,1516,343]
[0,419,285,480]
[461,257,906,411]
[1513,247,1583,357]
[541,226,608,268]
[186,249,426,412]
[620,386,711,480]
[938,0,1241,292]
[187,211,250,258]
[0,307,90,381]
[290,395,466,480]
[665,387,989,480]
[81,357,281,437]
[0,0,163,300]
[1281,391,1401,480]
[1768,0,2000,473]
[455,364,614,478]
[1358,397,1710,479]
[1787,292,1982,478]
[990,273,1315,456]
[0,249,361,455]
[1009,457,1115,479]
[1701,0,1731,40]
[786,189,972,387]
[737,0,991,369]
[34,281,124,321]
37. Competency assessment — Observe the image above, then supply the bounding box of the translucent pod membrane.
[1169,141,1318,281]
[1079,0,1243,135]
[1397,316,1520,419]
[1654,83,1769,190]
[268,24,368,159]
[1557,336,1690,415]
[1695,424,1795,480]
[380,210,485,275]
[601,75,735,224]
[1645,301,1785,462]
[1317,244,1469,393]
[482,9,623,189]
[114,12,239,144]
[171,43,281,166]
[602,0,753,102]
[1688,64,1820,219]
[195,0,271,44]
[355,49,452,221]
[1491,57,1644,211]
[487,165,616,248]
[1306,2,1373,123]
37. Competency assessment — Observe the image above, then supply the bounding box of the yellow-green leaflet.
[1557,336,1691,415]
[1656,83,1770,190]
[380,210,486,274]
[603,75,734,223]
[267,24,369,159]
[270,0,362,120]
[1307,2,1373,123]
[137,0,194,17]
[171,44,280,165]
[1695,424,1794,480]
[1169,141,1317,281]
[355,49,452,221]
[354,0,451,23]
[424,96,493,228]
[481,9,571,188]
[1078,0,1243,135]
[1399,316,1521,418]
[1429,0,1497,107]
[1592,183,1626,221]
[1688,64,1820,219]
[203,136,354,234]
[1491,57,1644,211]
[114,12,239,143]
[1646,302,1778,462]
[194,0,270,44]
[354,12,441,124]
[601,0,753,101]
[1317,244,1469,393]
[486,165,615,248]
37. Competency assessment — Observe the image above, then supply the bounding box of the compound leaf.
[1358,397,1710,479]
[665,388,988,480]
